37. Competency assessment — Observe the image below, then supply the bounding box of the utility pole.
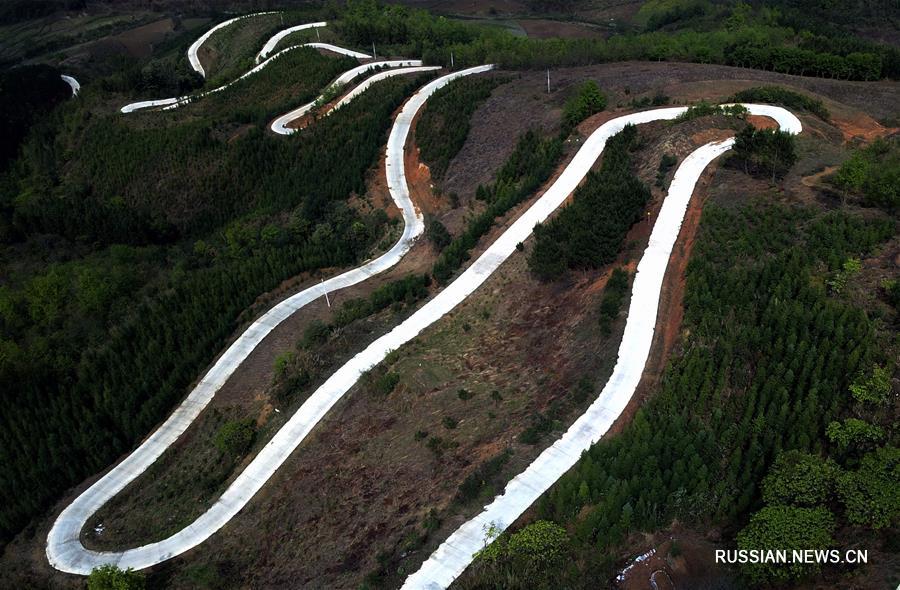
[321,279,331,308]
[450,51,454,69]
[547,69,551,93]
[316,27,320,42]
[372,41,376,60]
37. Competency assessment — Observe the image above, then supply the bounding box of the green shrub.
[213,419,256,456]
[832,138,899,212]
[730,85,829,120]
[560,80,607,137]
[374,371,400,396]
[730,125,798,180]
[456,450,512,504]
[87,565,145,590]
[736,505,835,585]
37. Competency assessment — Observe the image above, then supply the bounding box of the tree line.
[330,1,899,81]
[729,85,830,120]
[528,125,649,281]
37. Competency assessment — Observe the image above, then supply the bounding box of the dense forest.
[334,0,899,80]
[528,125,649,281]
[465,202,896,588]
[0,65,71,171]
[0,55,429,543]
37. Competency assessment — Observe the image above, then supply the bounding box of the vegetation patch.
[674,100,747,122]
[432,129,563,283]
[517,202,894,588]
[416,76,505,180]
[528,125,648,281]
[830,137,899,212]
[560,80,607,138]
[598,268,630,336]
[729,125,798,181]
[729,85,830,120]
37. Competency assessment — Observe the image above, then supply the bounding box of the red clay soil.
[830,111,898,142]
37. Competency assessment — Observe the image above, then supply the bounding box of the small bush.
[302,319,330,348]
[656,153,677,188]
[88,565,145,590]
[374,371,400,396]
[214,419,256,456]
[456,450,512,504]
[426,217,451,251]
[561,80,607,137]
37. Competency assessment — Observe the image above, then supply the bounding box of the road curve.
[401,104,801,590]
[60,75,80,96]
[122,42,391,114]
[255,22,328,63]
[270,63,440,134]
[302,42,371,59]
[188,11,279,78]
[46,64,494,575]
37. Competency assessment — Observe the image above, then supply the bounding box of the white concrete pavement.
[255,21,328,62]
[122,42,400,114]
[188,12,279,78]
[400,104,801,590]
[60,75,80,96]
[45,65,494,575]
[270,62,440,134]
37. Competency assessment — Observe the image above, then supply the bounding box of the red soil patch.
[691,128,738,144]
[831,111,898,142]
[746,113,778,130]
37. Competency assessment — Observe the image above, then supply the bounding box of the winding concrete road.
[122,41,377,114]
[47,44,800,586]
[255,22,329,62]
[270,61,440,134]
[188,11,279,78]
[401,104,801,590]
[122,40,408,114]
[45,65,494,576]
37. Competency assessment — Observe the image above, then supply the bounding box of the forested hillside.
[336,0,899,80]
[0,54,428,543]
[0,65,70,171]
[465,202,896,588]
